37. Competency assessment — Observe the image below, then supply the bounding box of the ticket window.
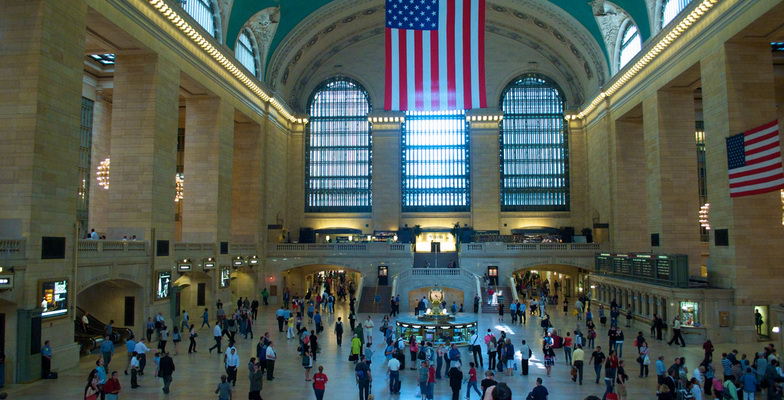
[378,266,389,286]
[487,266,498,286]
[679,301,700,327]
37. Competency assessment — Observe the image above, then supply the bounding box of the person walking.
[466,362,482,399]
[103,371,121,400]
[418,361,429,399]
[129,352,140,389]
[668,317,686,347]
[638,341,650,378]
[225,347,239,386]
[215,375,232,400]
[265,341,276,380]
[123,337,136,375]
[209,323,223,354]
[303,349,314,381]
[248,361,263,400]
[100,336,115,370]
[335,317,344,347]
[573,344,585,385]
[313,365,328,400]
[355,355,372,400]
[590,346,606,384]
[362,316,374,345]
[388,351,401,394]
[528,377,549,400]
[133,339,150,376]
[158,325,169,353]
[351,334,362,364]
[158,352,175,394]
[188,324,197,353]
[448,365,463,400]
[564,332,574,366]
[469,331,483,368]
[201,308,210,329]
[172,327,182,355]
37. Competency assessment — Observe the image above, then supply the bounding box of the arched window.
[661,0,692,28]
[619,22,642,69]
[235,30,258,77]
[305,78,372,212]
[182,0,219,38]
[500,74,569,211]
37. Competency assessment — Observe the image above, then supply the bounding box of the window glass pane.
[661,0,693,28]
[305,79,372,212]
[619,24,642,68]
[183,0,217,38]
[235,31,257,76]
[402,110,470,212]
[500,75,569,211]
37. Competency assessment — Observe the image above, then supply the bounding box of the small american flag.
[726,120,784,197]
[384,0,487,111]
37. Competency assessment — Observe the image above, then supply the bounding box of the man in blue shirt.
[528,377,549,400]
[448,344,461,368]
[510,302,518,323]
[721,353,734,380]
[741,367,757,397]
[41,340,53,378]
[100,335,115,369]
[275,307,286,332]
[124,337,136,375]
[655,355,666,385]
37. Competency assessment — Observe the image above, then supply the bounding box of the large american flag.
[384,0,487,111]
[726,120,784,197]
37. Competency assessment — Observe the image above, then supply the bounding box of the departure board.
[594,253,688,287]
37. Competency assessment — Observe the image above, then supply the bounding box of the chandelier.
[175,173,184,202]
[699,203,710,230]
[96,158,110,189]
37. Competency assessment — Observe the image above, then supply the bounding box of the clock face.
[429,289,444,303]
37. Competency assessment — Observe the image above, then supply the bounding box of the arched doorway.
[76,278,145,353]
[281,264,363,300]
[511,264,589,300]
[173,271,213,326]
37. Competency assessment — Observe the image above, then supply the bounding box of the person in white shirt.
[224,348,239,386]
[90,229,98,240]
[129,352,140,388]
[133,339,150,375]
[363,317,375,345]
[469,332,483,368]
[388,354,401,394]
[265,341,277,381]
[209,324,223,353]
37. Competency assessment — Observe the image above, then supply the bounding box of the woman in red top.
[563,332,574,366]
[312,365,328,400]
[426,363,436,400]
[466,362,482,399]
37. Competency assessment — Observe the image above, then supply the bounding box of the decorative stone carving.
[217,0,234,41]
[593,1,630,73]
[245,7,280,76]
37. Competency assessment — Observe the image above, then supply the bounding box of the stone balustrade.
[268,242,413,255]
[461,242,601,254]
[77,239,148,257]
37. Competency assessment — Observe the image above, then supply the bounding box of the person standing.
[480,370,497,399]
[209,323,223,354]
[129,352,140,389]
[362,316,374,345]
[100,336,115,370]
[248,362,263,400]
[265,341,276,380]
[188,324,197,353]
[124,336,136,375]
[335,317,344,347]
[201,308,210,329]
[418,361,429,399]
[214,375,232,400]
[668,316,686,347]
[448,365,463,400]
[158,325,169,353]
[520,339,532,376]
[351,334,362,363]
[573,344,585,385]
[564,332,574,366]
[103,371,121,400]
[388,352,401,394]
[158,352,175,394]
[313,365,328,400]
[314,311,323,334]
[355,355,371,400]
[469,331,483,368]
[261,288,269,306]
[225,347,239,386]
[589,346,606,384]
[41,340,53,379]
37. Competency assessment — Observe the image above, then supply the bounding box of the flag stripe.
[406,29,416,111]
[422,30,432,111]
[746,149,780,163]
[730,178,784,196]
[745,128,779,146]
[726,120,784,197]
[729,158,783,179]
[414,29,424,110]
[744,120,779,137]
[746,135,780,153]
[398,29,408,111]
[390,28,400,110]
[469,0,479,108]
[729,168,784,185]
[477,0,486,108]
[385,28,393,110]
[462,0,472,110]
[438,0,448,109]
[430,30,439,110]
[446,0,456,109]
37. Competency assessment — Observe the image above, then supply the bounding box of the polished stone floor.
[3,301,768,399]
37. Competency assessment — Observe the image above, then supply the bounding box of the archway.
[76,278,145,354]
[281,264,363,301]
[511,264,590,300]
[173,271,213,327]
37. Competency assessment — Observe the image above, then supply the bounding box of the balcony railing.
[0,239,26,259]
[461,242,601,253]
[269,242,412,254]
[77,240,148,257]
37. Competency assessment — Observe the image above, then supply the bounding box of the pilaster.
[610,113,650,252]
[370,113,404,231]
[231,120,265,243]
[468,116,501,231]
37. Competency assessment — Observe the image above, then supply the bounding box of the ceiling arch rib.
[241,7,280,79]
[266,0,610,112]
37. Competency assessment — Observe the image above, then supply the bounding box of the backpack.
[552,336,563,349]
[355,368,366,381]
[418,349,426,360]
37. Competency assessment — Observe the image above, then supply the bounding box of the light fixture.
[699,203,710,230]
[248,255,259,266]
[203,257,216,270]
[773,326,781,334]
[232,256,246,267]
[97,158,110,189]
[175,173,184,202]
[177,258,192,271]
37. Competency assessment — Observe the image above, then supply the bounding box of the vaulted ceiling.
[225,0,654,61]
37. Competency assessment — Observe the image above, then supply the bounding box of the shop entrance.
[511,264,588,301]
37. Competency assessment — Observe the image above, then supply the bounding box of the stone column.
[263,119,290,241]
[370,114,403,232]
[468,115,501,231]
[231,119,265,244]
[182,97,234,243]
[701,41,784,331]
[108,52,179,242]
[643,89,701,274]
[568,120,591,230]
[286,123,305,239]
[610,115,650,251]
[88,91,112,232]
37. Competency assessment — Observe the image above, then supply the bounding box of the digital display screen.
[41,280,68,318]
[156,272,171,299]
[220,267,231,288]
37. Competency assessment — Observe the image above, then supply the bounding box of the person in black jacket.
[158,352,175,394]
[448,365,463,400]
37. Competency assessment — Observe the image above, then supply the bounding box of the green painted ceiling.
[226,0,653,66]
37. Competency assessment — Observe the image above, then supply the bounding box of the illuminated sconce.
[232,256,246,268]
[202,257,216,270]
[248,255,259,266]
[699,203,710,230]
[175,173,184,202]
[177,258,192,271]
[97,158,110,189]
[773,326,781,334]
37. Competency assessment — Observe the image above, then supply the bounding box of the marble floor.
[3,302,769,400]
